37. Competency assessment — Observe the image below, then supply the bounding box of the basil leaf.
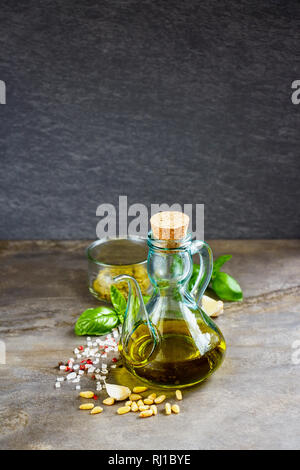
[74,306,119,336]
[211,272,243,301]
[110,285,127,316]
[212,255,232,279]
[170,254,183,277]
[173,287,182,301]
[142,295,151,305]
[188,263,200,292]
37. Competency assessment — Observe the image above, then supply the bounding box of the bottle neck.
[147,231,193,251]
[147,233,193,290]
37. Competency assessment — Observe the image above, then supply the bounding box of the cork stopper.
[150,211,189,246]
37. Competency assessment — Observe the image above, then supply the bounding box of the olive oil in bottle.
[120,318,226,388]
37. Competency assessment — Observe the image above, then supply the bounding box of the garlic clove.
[201,295,224,318]
[105,383,131,401]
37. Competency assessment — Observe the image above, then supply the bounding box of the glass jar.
[86,236,151,303]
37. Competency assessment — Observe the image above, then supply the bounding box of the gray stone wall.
[0,0,299,239]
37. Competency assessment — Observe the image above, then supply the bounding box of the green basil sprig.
[211,254,243,301]
[74,306,119,336]
[110,285,127,324]
[211,271,243,301]
[75,286,127,336]
[74,286,152,336]
[189,254,243,302]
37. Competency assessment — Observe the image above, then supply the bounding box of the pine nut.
[139,404,150,411]
[150,404,158,416]
[79,391,94,399]
[137,400,144,407]
[131,402,139,412]
[129,394,142,401]
[139,409,153,418]
[125,400,132,407]
[154,395,166,404]
[175,390,182,400]
[171,404,180,414]
[165,403,171,415]
[79,403,94,410]
[117,406,131,415]
[143,398,153,405]
[133,386,148,393]
[103,397,115,406]
[90,406,103,414]
[148,393,157,400]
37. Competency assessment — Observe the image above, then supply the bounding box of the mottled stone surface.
[0,1,299,239]
[0,240,299,450]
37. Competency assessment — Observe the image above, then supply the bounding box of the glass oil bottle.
[115,211,226,388]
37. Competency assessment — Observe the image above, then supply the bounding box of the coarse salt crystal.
[55,382,61,388]
[111,365,116,369]
[59,365,66,370]
[73,364,79,370]
[56,377,64,382]
[67,372,76,381]
[75,385,81,390]
[78,370,84,376]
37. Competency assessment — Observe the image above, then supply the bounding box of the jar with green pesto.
[86,237,151,303]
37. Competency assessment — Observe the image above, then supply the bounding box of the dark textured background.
[0,0,299,239]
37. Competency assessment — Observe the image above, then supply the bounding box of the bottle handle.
[189,240,213,304]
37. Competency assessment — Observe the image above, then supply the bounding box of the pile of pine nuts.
[79,386,183,418]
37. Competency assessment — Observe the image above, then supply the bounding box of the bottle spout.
[113,274,147,318]
[113,274,159,365]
